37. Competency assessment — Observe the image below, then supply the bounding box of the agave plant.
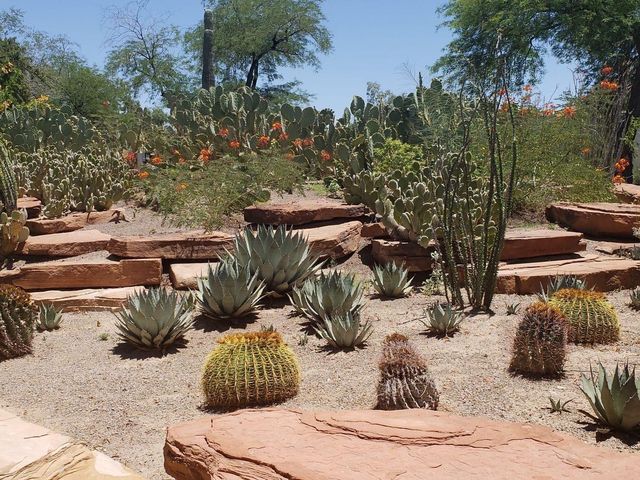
[580,362,640,432]
[372,262,413,298]
[289,271,365,323]
[419,303,464,337]
[115,288,193,351]
[505,301,520,316]
[196,259,266,319]
[314,313,373,349]
[538,274,586,301]
[233,225,323,295]
[36,304,63,331]
[630,288,640,310]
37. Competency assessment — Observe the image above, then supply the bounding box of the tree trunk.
[201,9,215,90]
[245,55,260,88]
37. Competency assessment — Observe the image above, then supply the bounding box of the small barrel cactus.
[549,289,620,344]
[376,333,439,410]
[0,285,37,360]
[509,302,568,377]
[372,262,413,298]
[201,331,300,409]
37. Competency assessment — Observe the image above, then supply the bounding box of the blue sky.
[4,0,577,111]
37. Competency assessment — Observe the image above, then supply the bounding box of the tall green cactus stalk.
[201,9,215,90]
[0,141,18,213]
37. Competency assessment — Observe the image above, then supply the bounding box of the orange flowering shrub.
[138,171,150,180]
[600,80,619,91]
[278,132,289,142]
[601,66,613,76]
[271,122,282,131]
[257,135,270,148]
[199,148,212,163]
[228,140,240,149]
[150,155,163,165]
[320,150,331,161]
[560,106,576,118]
[218,128,229,138]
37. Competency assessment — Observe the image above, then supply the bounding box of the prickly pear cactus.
[509,302,568,377]
[376,333,439,410]
[549,289,620,345]
[0,285,37,361]
[0,210,29,258]
[201,331,300,409]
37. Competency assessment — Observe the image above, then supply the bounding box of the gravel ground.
[1,286,639,479]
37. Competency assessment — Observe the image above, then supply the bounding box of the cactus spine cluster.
[0,285,37,361]
[376,333,439,410]
[201,331,300,409]
[549,289,620,344]
[0,141,18,212]
[509,302,568,377]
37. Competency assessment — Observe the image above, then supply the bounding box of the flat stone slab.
[371,239,436,272]
[546,202,640,238]
[0,258,162,290]
[108,231,234,260]
[502,229,585,260]
[164,408,640,480]
[244,199,367,225]
[31,287,143,311]
[497,254,640,294]
[169,262,212,289]
[17,196,42,218]
[595,240,640,256]
[0,408,144,479]
[17,229,111,257]
[361,222,388,239]
[614,183,640,204]
[26,209,124,235]
[300,221,362,259]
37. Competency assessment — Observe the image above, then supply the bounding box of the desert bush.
[376,333,439,410]
[115,288,193,351]
[201,331,300,409]
[509,302,567,377]
[548,289,620,345]
[373,139,424,174]
[0,285,36,361]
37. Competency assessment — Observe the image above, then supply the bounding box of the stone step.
[107,231,234,260]
[26,209,124,235]
[17,229,111,257]
[497,254,640,294]
[361,222,388,239]
[244,199,367,225]
[0,258,162,291]
[371,239,436,272]
[17,196,42,218]
[546,202,640,239]
[0,409,144,479]
[299,221,362,259]
[164,408,640,480]
[31,287,143,311]
[614,183,640,204]
[169,262,212,289]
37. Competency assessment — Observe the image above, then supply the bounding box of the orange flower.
[293,138,303,149]
[320,150,332,161]
[150,155,162,165]
[542,108,554,117]
[218,128,229,138]
[581,147,591,156]
[178,157,186,165]
[601,66,613,76]
[561,106,576,118]
[137,171,150,180]
[615,158,630,173]
[257,135,271,149]
[123,150,136,165]
[523,84,532,92]
[302,137,314,148]
[600,80,619,91]
[176,182,188,192]
[228,140,240,149]
[271,122,282,131]
[613,174,626,184]
[278,132,289,142]
[199,148,212,162]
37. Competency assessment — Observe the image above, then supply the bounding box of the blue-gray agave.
[196,260,266,319]
[419,303,464,337]
[233,225,322,295]
[372,262,413,298]
[115,288,193,350]
[315,313,373,349]
[289,271,364,323]
[581,362,640,431]
[36,304,63,331]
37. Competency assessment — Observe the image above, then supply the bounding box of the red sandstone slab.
[169,262,212,289]
[502,229,585,260]
[16,229,111,257]
[26,209,123,235]
[108,231,234,260]
[299,221,362,259]
[164,408,640,480]
[497,254,640,294]
[614,183,640,204]
[244,199,367,225]
[17,196,42,218]
[361,222,389,239]
[546,202,640,238]
[371,239,435,272]
[31,287,143,312]
[0,258,162,290]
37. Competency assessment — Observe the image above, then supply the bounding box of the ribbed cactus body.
[549,289,620,344]
[509,302,567,377]
[0,285,36,360]
[201,332,300,409]
[0,141,18,213]
[376,334,438,410]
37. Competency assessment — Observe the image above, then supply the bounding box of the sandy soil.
[1,285,639,479]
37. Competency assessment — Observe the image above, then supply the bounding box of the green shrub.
[373,139,424,174]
